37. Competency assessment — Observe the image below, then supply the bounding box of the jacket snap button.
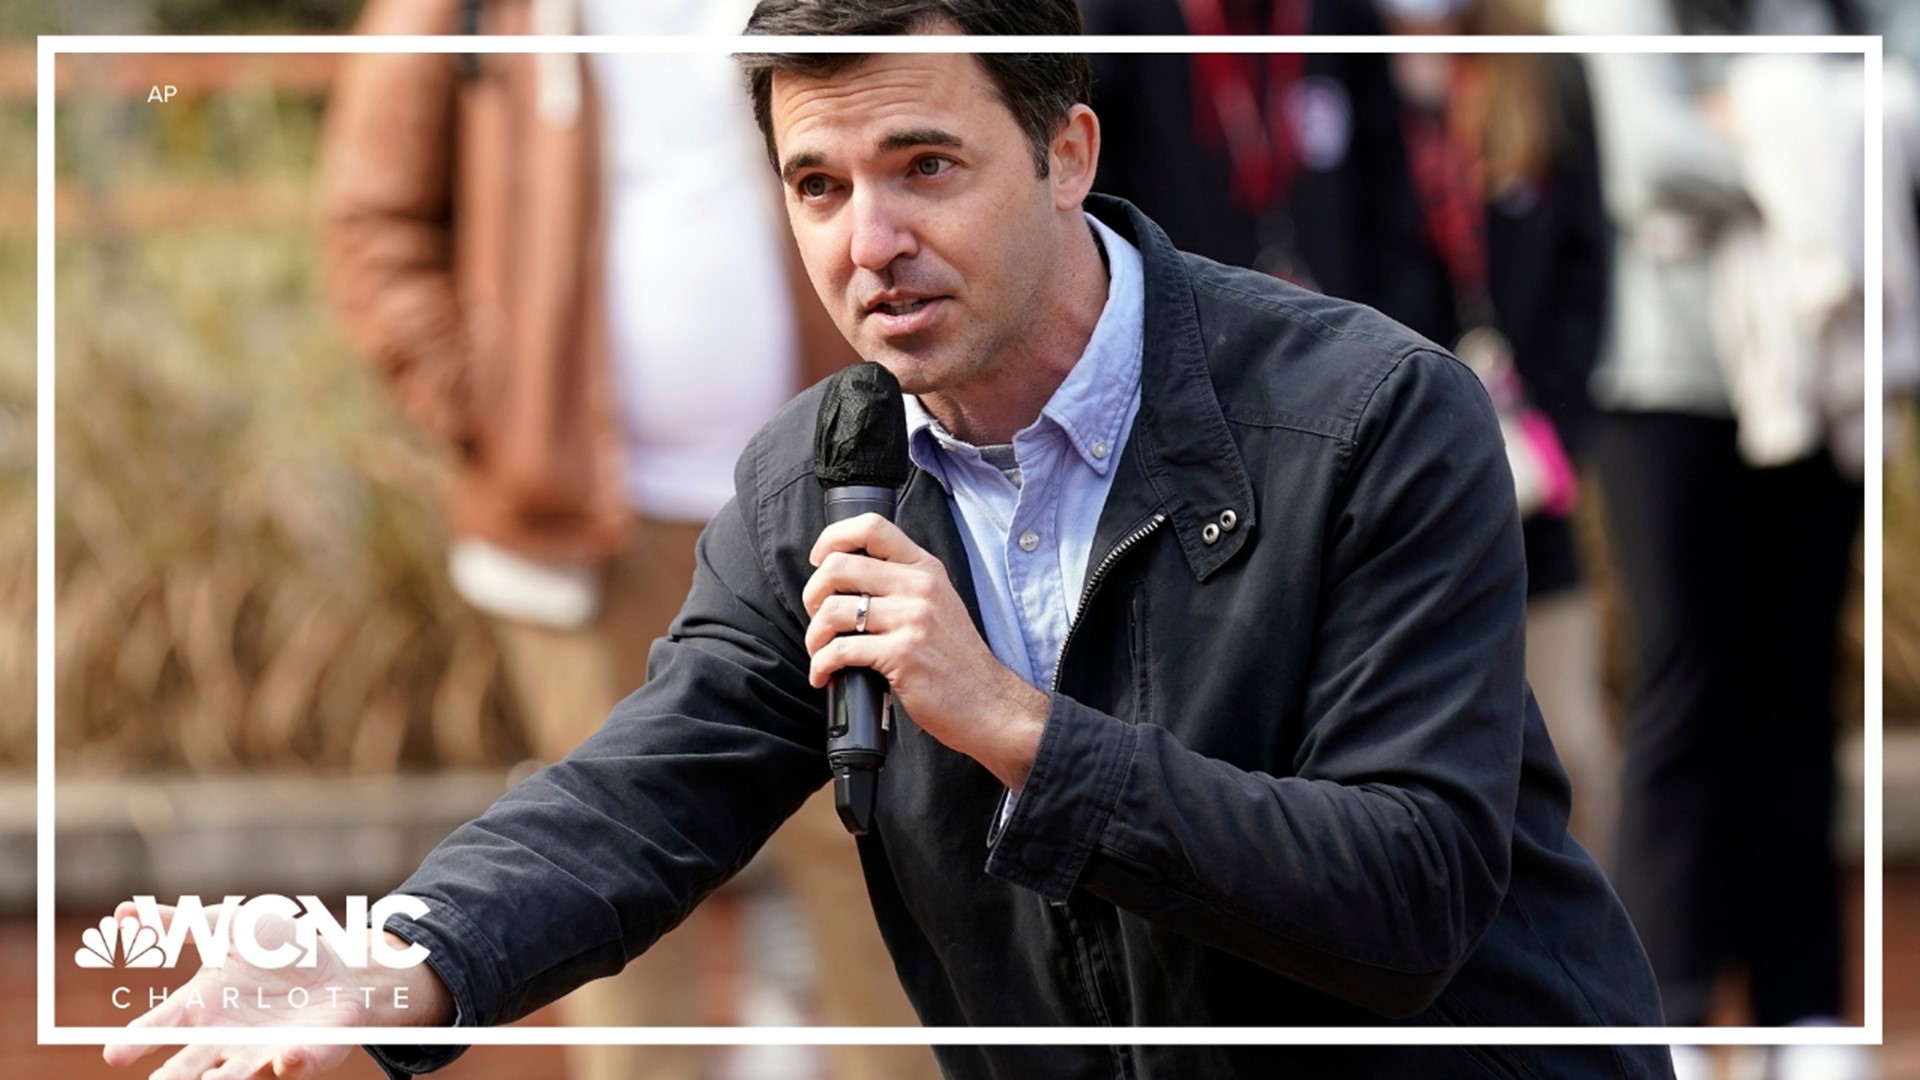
[1201,522,1221,545]
[1219,509,1238,532]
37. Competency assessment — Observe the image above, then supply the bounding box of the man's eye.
[799,175,830,198]
[914,156,950,177]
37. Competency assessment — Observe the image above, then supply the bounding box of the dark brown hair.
[738,0,1090,178]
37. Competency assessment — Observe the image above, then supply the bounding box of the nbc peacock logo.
[76,914,166,969]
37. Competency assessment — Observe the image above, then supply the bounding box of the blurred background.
[0,0,1915,1077]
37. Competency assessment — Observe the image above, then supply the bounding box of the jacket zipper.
[1049,513,1167,699]
[1042,513,1166,1060]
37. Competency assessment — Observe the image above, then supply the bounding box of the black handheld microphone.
[813,362,911,836]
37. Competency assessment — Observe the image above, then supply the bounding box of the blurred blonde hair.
[1458,0,1567,196]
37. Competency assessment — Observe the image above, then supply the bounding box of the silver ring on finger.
[853,592,871,634]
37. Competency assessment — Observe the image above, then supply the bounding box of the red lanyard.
[1181,0,1312,216]
[1397,69,1492,326]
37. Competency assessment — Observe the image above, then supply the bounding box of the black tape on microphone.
[813,362,910,835]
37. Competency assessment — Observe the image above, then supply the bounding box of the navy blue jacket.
[372,196,1670,1079]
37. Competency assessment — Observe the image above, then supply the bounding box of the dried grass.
[0,96,36,769]
[41,89,527,776]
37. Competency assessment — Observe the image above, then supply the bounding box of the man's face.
[768,53,1060,399]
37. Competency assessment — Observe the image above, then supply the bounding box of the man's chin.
[858,347,951,397]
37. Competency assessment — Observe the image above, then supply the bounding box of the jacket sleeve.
[982,350,1525,1019]
[366,474,831,1054]
[317,0,474,449]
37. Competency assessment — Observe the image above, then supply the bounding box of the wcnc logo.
[74,895,430,971]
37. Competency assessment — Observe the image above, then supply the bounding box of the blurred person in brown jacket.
[318,1,935,1079]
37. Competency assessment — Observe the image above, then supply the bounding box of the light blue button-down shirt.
[903,213,1144,806]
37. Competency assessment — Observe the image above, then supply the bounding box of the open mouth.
[863,295,948,336]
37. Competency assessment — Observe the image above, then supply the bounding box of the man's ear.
[1048,104,1101,211]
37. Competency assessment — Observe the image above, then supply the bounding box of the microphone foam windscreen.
[814,361,911,489]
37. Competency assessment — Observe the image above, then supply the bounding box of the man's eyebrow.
[780,150,826,185]
[877,128,964,155]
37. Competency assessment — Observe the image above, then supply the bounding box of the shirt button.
[1018,530,1041,552]
[1092,441,1109,459]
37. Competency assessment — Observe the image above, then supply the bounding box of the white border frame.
[36,32,1884,1049]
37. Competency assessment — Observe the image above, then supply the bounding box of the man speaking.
[108,1,1671,1076]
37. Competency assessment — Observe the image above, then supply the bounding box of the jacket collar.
[1082,194,1255,583]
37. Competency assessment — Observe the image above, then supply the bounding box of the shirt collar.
[903,212,1146,487]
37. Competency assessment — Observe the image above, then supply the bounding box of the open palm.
[101,902,372,1080]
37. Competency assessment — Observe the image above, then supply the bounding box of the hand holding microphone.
[804,363,1050,835]
[811,362,911,834]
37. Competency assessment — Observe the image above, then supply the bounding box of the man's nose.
[847,189,917,274]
